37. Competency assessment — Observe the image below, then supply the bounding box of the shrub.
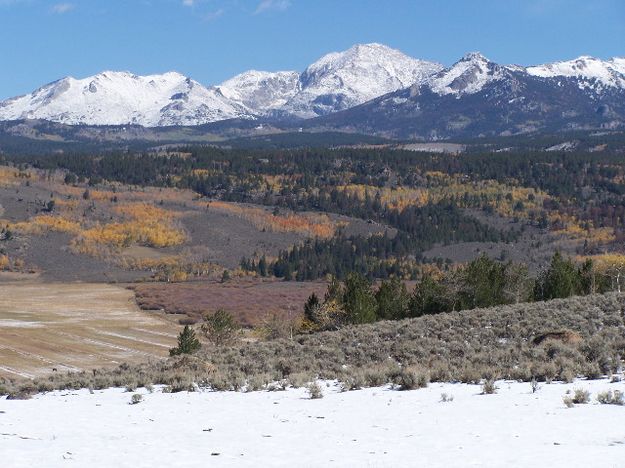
[393,367,429,391]
[596,390,624,405]
[169,325,202,356]
[130,394,143,405]
[481,379,498,395]
[440,392,454,403]
[572,388,590,404]
[530,378,540,393]
[306,382,323,399]
[563,396,575,408]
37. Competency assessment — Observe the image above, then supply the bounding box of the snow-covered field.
[2,379,624,467]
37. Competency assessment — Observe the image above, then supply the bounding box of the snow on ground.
[2,379,624,467]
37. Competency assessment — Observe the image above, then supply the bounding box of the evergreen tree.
[375,277,409,320]
[201,309,240,346]
[459,254,507,309]
[408,274,451,317]
[304,293,320,323]
[535,252,582,300]
[343,272,377,324]
[258,256,268,277]
[169,325,201,356]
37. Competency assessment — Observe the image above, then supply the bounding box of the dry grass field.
[0,282,178,378]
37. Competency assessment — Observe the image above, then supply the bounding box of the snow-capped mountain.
[217,70,300,113]
[313,52,625,139]
[281,43,443,118]
[0,71,253,127]
[0,43,442,126]
[426,52,506,96]
[527,56,625,91]
[0,46,624,132]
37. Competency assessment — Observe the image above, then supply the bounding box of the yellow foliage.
[339,184,430,211]
[74,219,185,251]
[11,215,82,235]
[114,202,178,221]
[339,178,548,219]
[209,201,338,238]
[0,254,26,272]
[0,167,19,186]
[551,213,616,244]
[580,253,625,272]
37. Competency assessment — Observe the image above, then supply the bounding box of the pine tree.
[343,272,377,324]
[375,277,409,320]
[535,252,582,300]
[169,325,201,356]
[201,309,240,346]
[408,274,451,317]
[304,293,320,323]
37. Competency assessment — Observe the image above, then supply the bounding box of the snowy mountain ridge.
[0,71,252,127]
[0,44,624,127]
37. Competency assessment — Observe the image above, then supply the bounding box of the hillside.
[2,292,623,396]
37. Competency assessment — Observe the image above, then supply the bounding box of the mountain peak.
[289,43,443,117]
[427,52,502,96]
[459,52,490,63]
[0,70,252,126]
[527,55,625,89]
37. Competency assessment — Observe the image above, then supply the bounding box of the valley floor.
[2,378,624,467]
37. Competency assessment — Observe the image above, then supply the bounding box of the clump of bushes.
[564,388,591,407]
[393,367,429,391]
[596,389,624,405]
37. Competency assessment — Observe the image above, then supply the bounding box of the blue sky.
[0,0,623,99]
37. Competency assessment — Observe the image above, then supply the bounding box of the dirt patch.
[0,282,178,378]
[132,279,328,327]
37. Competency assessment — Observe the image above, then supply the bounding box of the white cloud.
[51,2,74,13]
[182,0,195,6]
[203,8,224,21]
[254,0,291,15]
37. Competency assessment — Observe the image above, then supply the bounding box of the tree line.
[300,252,617,331]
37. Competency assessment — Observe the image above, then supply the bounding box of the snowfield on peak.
[527,56,625,90]
[0,71,253,127]
[217,70,300,113]
[2,378,625,467]
[427,52,505,96]
[284,43,443,117]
